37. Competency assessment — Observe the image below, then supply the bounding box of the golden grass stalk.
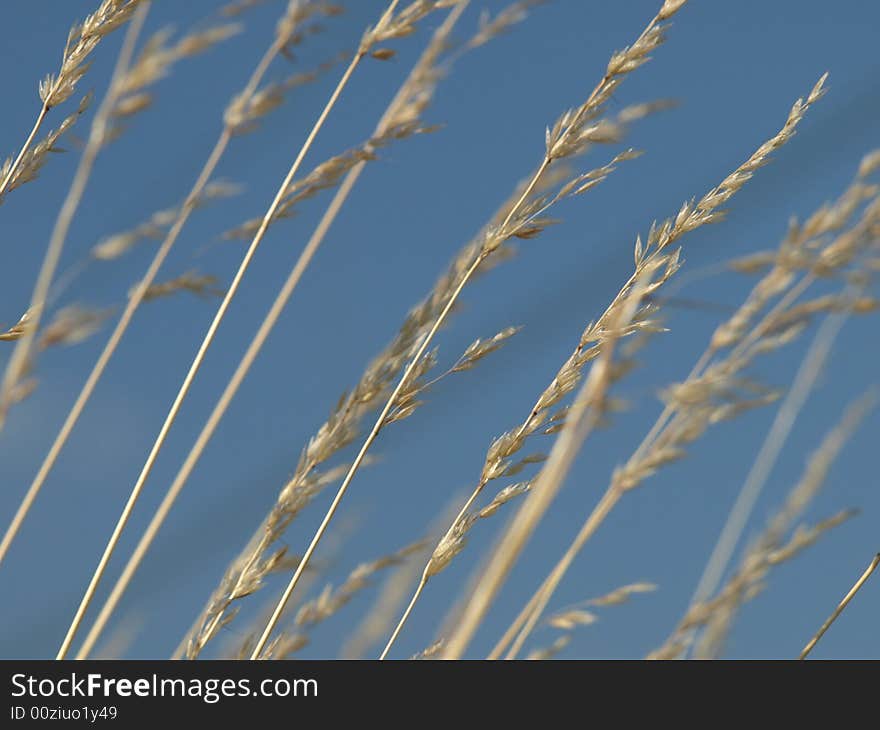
[799,553,880,660]
[0,0,142,202]
[498,289,872,660]
[38,305,114,350]
[54,0,388,660]
[381,155,662,659]
[0,1,308,570]
[78,0,472,661]
[263,0,686,664]
[102,21,244,143]
[483,79,834,661]
[181,102,633,660]
[248,240,475,660]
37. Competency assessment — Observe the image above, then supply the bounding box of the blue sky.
[1,0,878,659]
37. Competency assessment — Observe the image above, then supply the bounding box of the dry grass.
[0,0,878,662]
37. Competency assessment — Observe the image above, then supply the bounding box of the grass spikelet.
[139,272,225,302]
[0,95,92,202]
[104,21,242,140]
[38,305,113,349]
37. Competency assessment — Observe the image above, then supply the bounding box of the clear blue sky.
[1,0,878,659]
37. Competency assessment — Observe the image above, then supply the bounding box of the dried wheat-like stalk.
[380,152,665,657]
[650,391,875,659]
[486,80,836,660]
[91,205,179,261]
[266,0,687,663]
[224,1,344,135]
[174,1,499,660]
[224,51,346,138]
[70,0,466,661]
[0,1,315,573]
[495,163,879,660]
[0,4,150,567]
[54,0,362,660]
[0,0,142,202]
[799,553,880,660]
[185,168,584,661]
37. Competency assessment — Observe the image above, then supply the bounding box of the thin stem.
[0,28,284,572]
[79,0,470,660]
[0,104,49,200]
[380,573,428,660]
[799,553,880,660]
[251,251,485,660]
[57,47,365,661]
[500,157,551,230]
[0,5,150,428]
